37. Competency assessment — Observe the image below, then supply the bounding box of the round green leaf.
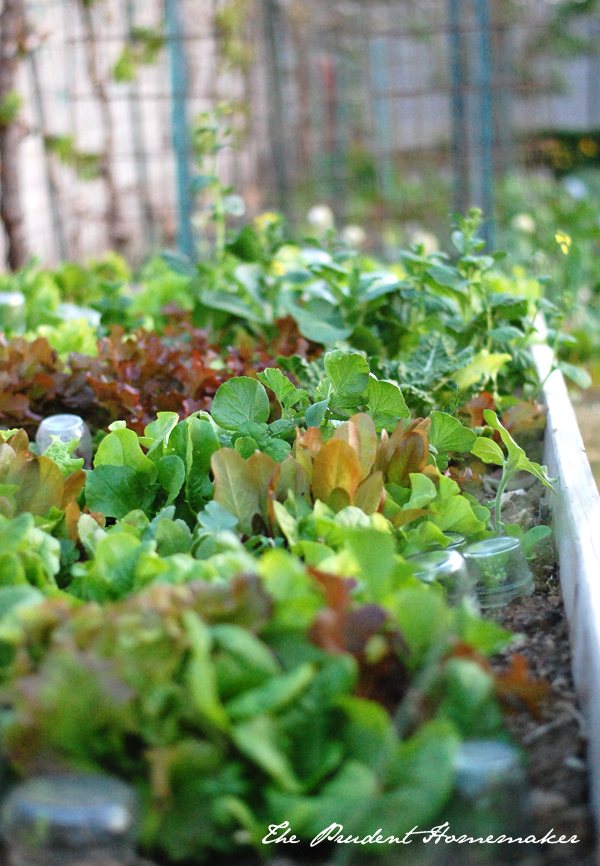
[211,377,270,431]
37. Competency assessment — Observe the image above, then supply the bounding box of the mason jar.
[1,774,139,866]
[35,414,93,468]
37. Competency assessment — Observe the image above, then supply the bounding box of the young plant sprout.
[471,409,556,533]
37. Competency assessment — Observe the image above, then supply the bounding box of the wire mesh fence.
[1,0,600,268]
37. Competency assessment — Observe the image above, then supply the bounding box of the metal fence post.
[472,0,495,248]
[263,0,292,224]
[165,0,195,260]
[450,0,495,247]
[369,37,394,198]
[125,0,155,254]
[449,0,469,218]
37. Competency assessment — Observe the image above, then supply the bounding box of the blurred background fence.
[3,0,600,267]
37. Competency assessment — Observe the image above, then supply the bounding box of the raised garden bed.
[532,341,600,852]
[0,214,597,865]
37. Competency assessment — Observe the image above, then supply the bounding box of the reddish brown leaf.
[495,654,550,718]
[311,438,362,504]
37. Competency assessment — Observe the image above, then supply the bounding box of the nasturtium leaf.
[367,377,410,429]
[211,449,260,535]
[471,436,504,466]
[311,439,362,505]
[453,353,512,390]
[85,465,157,518]
[324,350,370,400]
[211,377,270,430]
[429,411,477,454]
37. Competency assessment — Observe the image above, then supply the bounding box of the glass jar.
[1,774,139,866]
[430,740,528,864]
[407,549,477,606]
[35,415,93,468]
[422,531,466,552]
[463,536,533,609]
[0,292,26,334]
[56,303,101,329]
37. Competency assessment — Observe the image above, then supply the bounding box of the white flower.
[408,227,439,255]
[307,204,335,231]
[562,176,588,201]
[511,213,536,233]
[341,224,366,247]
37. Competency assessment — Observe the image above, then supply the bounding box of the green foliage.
[113,28,165,82]
[0,91,23,127]
[0,208,561,865]
[44,136,102,181]
[472,409,556,531]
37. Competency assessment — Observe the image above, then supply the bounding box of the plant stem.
[494,463,509,532]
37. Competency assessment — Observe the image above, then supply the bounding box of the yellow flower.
[555,232,571,255]
[254,212,279,232]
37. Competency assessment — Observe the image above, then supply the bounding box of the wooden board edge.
[532,342,600,850]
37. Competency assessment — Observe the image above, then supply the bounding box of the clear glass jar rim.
[0,292,25,306]
[3,775,136,832]
[407,549,465,572]
[39,414,85,432]
[464,536,521,558]
[455,739,521,777]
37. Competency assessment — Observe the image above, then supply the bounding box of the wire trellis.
[1,0,599,268]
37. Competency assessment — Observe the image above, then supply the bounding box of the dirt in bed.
[480,484,596,866]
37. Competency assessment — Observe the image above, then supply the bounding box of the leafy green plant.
[471,410,555,532]
[0,542,514,862]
